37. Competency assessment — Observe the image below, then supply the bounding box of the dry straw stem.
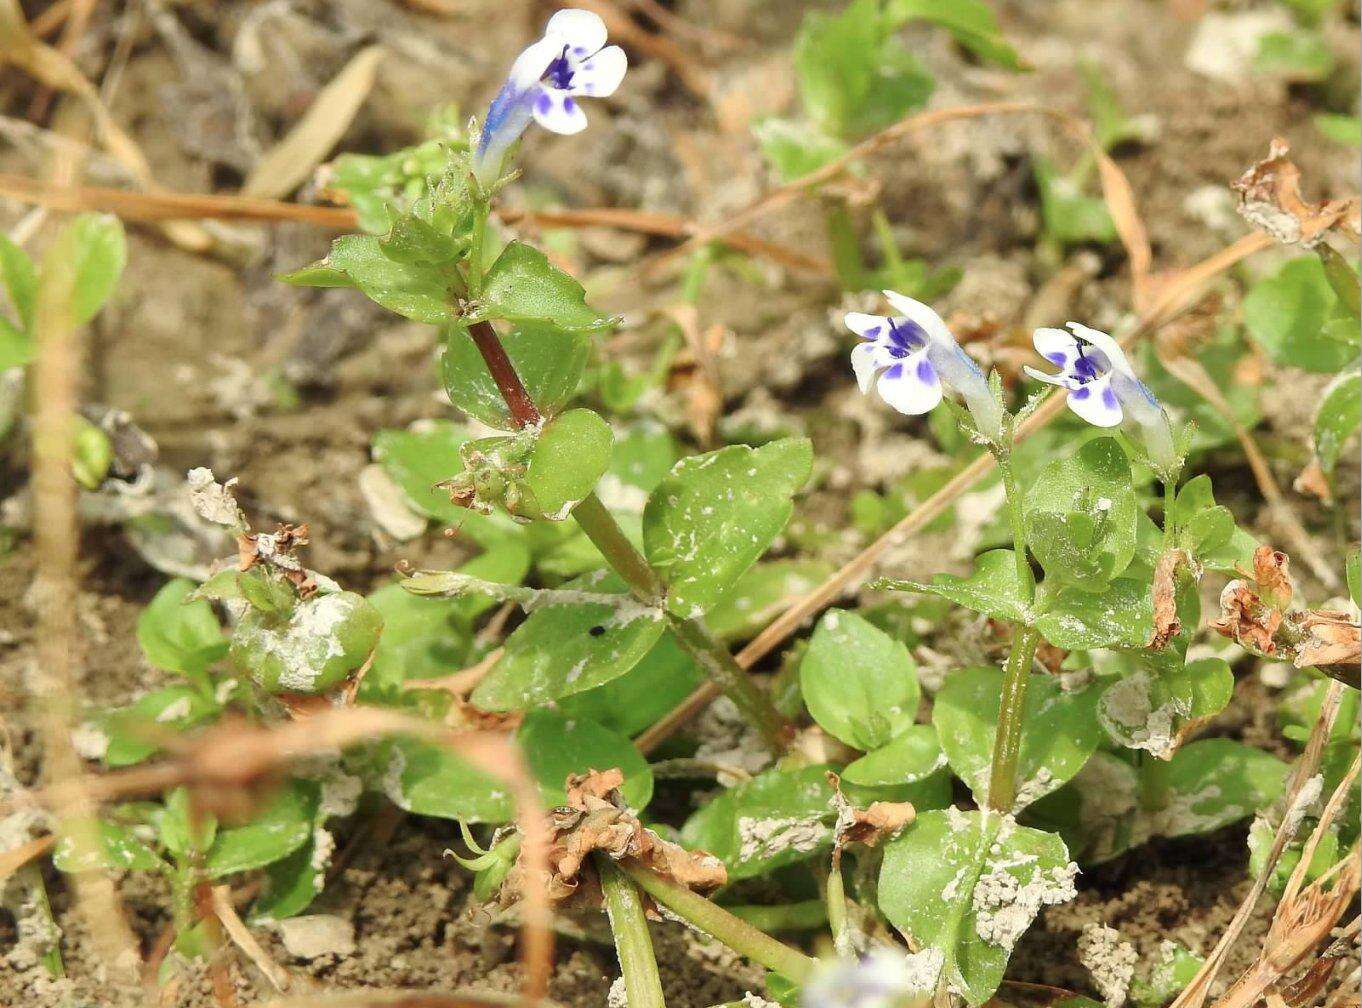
[0,0,212,251]
[0,832,56,883]
[260,991,562,1008]
[241,45,387,200]
[1170,680,1348,1008]
[211,884,294,993]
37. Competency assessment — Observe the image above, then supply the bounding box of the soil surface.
[0,0,1358,1005]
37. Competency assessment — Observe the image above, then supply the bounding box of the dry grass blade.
[259,990,561,1008]
[0,0,211,251]
[0,832,55,882]
[405,647,505,695]
[1170,681,1346,1008]
[241,45,386,200]
[211,884,293,992]
[26,0,98,122]
[1093,147,1154,307]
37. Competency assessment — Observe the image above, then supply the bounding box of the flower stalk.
[598,857,667,1008]
[987,624,1042,812]
[618,861,817,983]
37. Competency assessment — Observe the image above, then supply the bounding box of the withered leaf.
[1232,137,1361,248]
[1149,548,1197,651]
[1293,610,1361,670]
[1210,579,1282,656]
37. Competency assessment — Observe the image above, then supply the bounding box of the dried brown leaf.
[829,772,914,863]
[1210,580,1282,656]
[1231,137,1361,248]
[1150,548,1196,650]
[1293,610,1361,670]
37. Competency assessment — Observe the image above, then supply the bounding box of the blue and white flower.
[472,9,627,184]
[845,290,1004,442]
[1025,322,1176,468]
[801,946,940,1008]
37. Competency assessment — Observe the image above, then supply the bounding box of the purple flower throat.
[545,47,576,89]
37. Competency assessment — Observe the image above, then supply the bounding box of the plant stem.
[824,863,854,957]
[598,857,667,1008]
[722,899,828,932]
[994,448,1033,605]
[1162,477,1177,548]
[618,862,817,983]
[987,624,1042,813]
[463,318,791,753]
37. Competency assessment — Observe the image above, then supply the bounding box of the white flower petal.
[876,351,943,415]
[570,45,626,97]
[531,87,588,135]
[845,312,891,341]
[1066,374,1123,427]
[881,289,954,346]
[545,8,608,56]
[850,341,888,393]
[1023,364,1080,390]
[506,35,563,89]
[1066,321,1133,374]
[1033,326,1080,369]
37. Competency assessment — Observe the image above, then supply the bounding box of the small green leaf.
[1144,739,1288,838]
[473,240,609,331]
[878,549,1030,623]
[379,213,468,267]
[1314,370,1360,473]
[878,809,1076,1005]
[471,572,666,711]
[1034,158,1117,247]
[888,0,1026,70]
[643,438,813,618]
[753,118,848,182]
[1317,244,1360,318]
[1097,657,1233,758]
[705,559,835,644]
[799,609,919,751]
[137,579,227,681]
[229,591,383,694]
[306,234,453,324]
[933,667,1103,811]
[379,736,513,824]
[556,632,704,738]
[442,322,590,430]
[0,231,37,332]
[100,685,220,767]
[53,817,161,873]
[251,833,322,921]
[841,724,945,787]
[159,786,217,858]
[525,408,613,519]
[206,781,319,877]
[1315,112,1362,147]
[0,313,33,370]
[518,709,653,810]
[1244,257,1358,373]
[1130,941,1204,1008]
[1254,29,1335,81]
[1035,578,1153,650]
[681,765,835,880]
[1169,475,1257,573]
[61,214,127,328]
[71,415,113,490]
[1024,437,1139,591]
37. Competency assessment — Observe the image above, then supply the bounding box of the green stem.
[824,863,854,957]
[987,624,1042,813]
[618,862,817,983]
[598,857,667,1008]
[995,448,1033,605]
[1162,477,1177,548]
[463,318,791,754]
[721,900,828,933]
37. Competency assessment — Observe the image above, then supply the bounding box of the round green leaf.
[525,408,613,519]
[799,609,919,751]
[1244,257,1357,373]
[441,322,590,430]
[1315,369,1361,473]
[474,240,608,331]
[556,632,704,738]
[1097,657,1233,758]
[379,736,513,824]
[229,591,382,694]
[842,724,946,787]
[518,709,653,810]
[100,685,220,767]
[137,579,227,681]
[206,781,319,878]
[1144,739,1288,838]
[53,817,161,874]
[1035,578,1153,650]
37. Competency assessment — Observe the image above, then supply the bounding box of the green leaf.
[206,781,319,878]
[878,809,1076,1005]
[379,213,468,267]
[933,667,1103,811]
[643,438,813,618]
[100,685,220,767]
[608,422,679,497]
[1254,29,1335,81]
[1169,475,1257,573]
[137,579,227,681]
[878,549,1030,623]
[379,735,513,823]
[229,591,383,694]
[1244,257,1358,373]
[888,0,1026,70]
[1144,739,1288,838]
[1023,437,1139,591]
[1130,941,1204,1008]
[1097,658,1233,758]
[681,765,835,880]
[360,585,473,701]
[442,322,590,430]
[53,817,161,873]
[471,572,666,711]
[293,234,453,324]
[1315,113,1362,147]
[251,833,322,921]
[753,118,848,182]
[0,312,32,370]
[525,408,613,519]
[794,0,932,140]
[518,709,653,810]
[159,786,217,858]
[60,214,127,328]
[1314,370,1360,473]
[556,632,704,738]
[841,724,946,787]
[705,559,834,644]
[799,609,919,751]
[1347,550,1360,609]
[1035,578,1153,650]
[1035,158,1117,246]
[473,240,608,331]
[1317,244,1360,318]
[1022,750,1144,864]
[0,231,37,332]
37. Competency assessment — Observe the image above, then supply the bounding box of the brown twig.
[405,647,505,695]
[0,832,56,882]
[26,0,98,121]
[211,884,293,992]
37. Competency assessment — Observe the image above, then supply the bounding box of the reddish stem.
[468,320,542,428]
